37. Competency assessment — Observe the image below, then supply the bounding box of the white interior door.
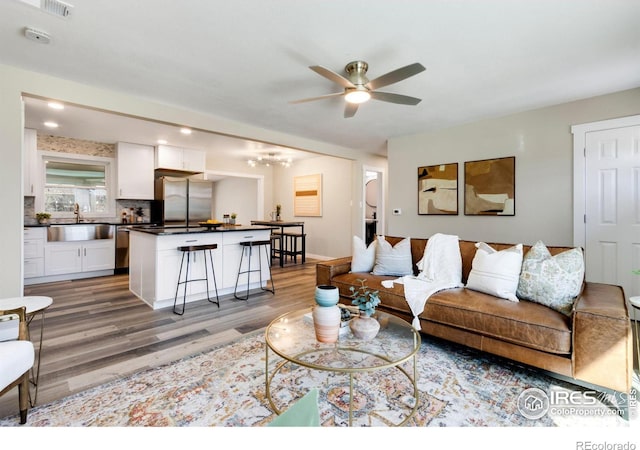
[585,125,640,318]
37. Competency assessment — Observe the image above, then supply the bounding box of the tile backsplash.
[25,197,152,225]
[37,133,115,157]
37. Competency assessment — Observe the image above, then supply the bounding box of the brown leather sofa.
[316,236,633,401]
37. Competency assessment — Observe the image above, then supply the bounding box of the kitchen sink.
[47,224,114,242]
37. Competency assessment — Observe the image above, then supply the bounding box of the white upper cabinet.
[155,145,205,173]
[23,128,38,196]
[181,147,206,172]
[116,142,155,199]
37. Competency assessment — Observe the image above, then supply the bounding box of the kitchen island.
[128,225,272,310]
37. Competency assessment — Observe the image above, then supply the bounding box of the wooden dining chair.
[0,307,35,424]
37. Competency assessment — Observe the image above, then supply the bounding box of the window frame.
[36,151,115,220]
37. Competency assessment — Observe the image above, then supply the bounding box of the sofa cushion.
[372,236,413,276]
[332,272,572,355]
[516,241,584,316]
[351,236,376,273]
[465,242,523,302]
[424,288,572,354]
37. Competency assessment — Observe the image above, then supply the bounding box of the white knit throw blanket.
[381,233,463,330]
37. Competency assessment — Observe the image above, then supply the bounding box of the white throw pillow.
[465,242,523,302]
[516,241,584,316]
[371,236,413,276]
[351,236,377,273]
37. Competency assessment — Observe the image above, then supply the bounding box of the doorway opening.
[363,168,383,245]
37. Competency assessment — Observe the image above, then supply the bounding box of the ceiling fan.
[290,60,426,118]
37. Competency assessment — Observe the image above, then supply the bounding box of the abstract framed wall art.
[293,173,322,216]
[464,156,515,216]
[417,163,458,215]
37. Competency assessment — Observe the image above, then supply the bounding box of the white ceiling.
[22,96,311,164]
[3,0,640,156]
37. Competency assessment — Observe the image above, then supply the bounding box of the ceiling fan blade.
[366,63,426,90]
[369,91,422,105]
[289,92,345,104]
[344,102,359,118]
[309,65,355,89]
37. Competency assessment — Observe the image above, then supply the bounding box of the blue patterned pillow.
[516,241,584,316]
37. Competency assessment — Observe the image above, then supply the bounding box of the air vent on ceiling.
[18,0,73,18]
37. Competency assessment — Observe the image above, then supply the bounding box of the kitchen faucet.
[74,203,81,223]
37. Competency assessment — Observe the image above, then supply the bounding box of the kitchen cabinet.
[116,142,155,199]
[221,230,269,288]
[24,227,45,278]
[129,228,269,309]
[44,240,115,276]
[155,145,205,173]
[23,128,38,196]
[181,147,206,172]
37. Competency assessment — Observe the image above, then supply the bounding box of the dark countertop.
[25,221,159,228]
[128,225,272,236]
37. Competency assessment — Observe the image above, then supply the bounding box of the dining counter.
[128,226,272,310]
[129,224,272,236]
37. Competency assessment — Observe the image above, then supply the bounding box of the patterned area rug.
[0,331,637,427]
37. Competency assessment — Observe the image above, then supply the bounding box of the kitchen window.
[40,153,114,218]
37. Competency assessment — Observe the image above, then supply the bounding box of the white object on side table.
[0,296,53,406]
[630,296,640,375]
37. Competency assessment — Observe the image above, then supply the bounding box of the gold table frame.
[265,307,421,426]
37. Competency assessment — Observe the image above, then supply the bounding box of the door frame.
[571,114,640,249]
[362,165,385,240]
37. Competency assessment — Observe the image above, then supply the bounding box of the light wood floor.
[0,259,319,421]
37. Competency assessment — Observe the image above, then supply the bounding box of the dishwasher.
[115,225,130,273]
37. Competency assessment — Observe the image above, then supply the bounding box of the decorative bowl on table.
[198,221,223,229]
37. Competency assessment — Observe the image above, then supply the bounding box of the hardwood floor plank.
[0,258,319,421]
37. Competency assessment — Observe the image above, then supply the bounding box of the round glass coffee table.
[265,306,421,426]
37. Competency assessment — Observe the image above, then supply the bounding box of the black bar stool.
[234,240,275,300]
[283,232,306,264]
[270,232,283,265]
[173,243,220,315]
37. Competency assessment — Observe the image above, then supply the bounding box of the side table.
[630,296,640,375]
[0,296,53,406]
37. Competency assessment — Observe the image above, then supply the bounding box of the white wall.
[0,63,372,297]
[272,155,354,259]
[387,87,640,246]
[212,177,258,224]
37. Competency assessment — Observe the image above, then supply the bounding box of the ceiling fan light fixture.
[345,89,371,104]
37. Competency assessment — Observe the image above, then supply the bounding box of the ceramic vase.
[315,285,339,307]
[349,315,380,341]
[312,305,341,343]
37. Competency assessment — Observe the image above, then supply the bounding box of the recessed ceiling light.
[44,121,59,128]
[157,139,168,145]
[180,128,192,135]
[48,101,64,110]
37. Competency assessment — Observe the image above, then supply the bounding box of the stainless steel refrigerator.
[153,176,213,226]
